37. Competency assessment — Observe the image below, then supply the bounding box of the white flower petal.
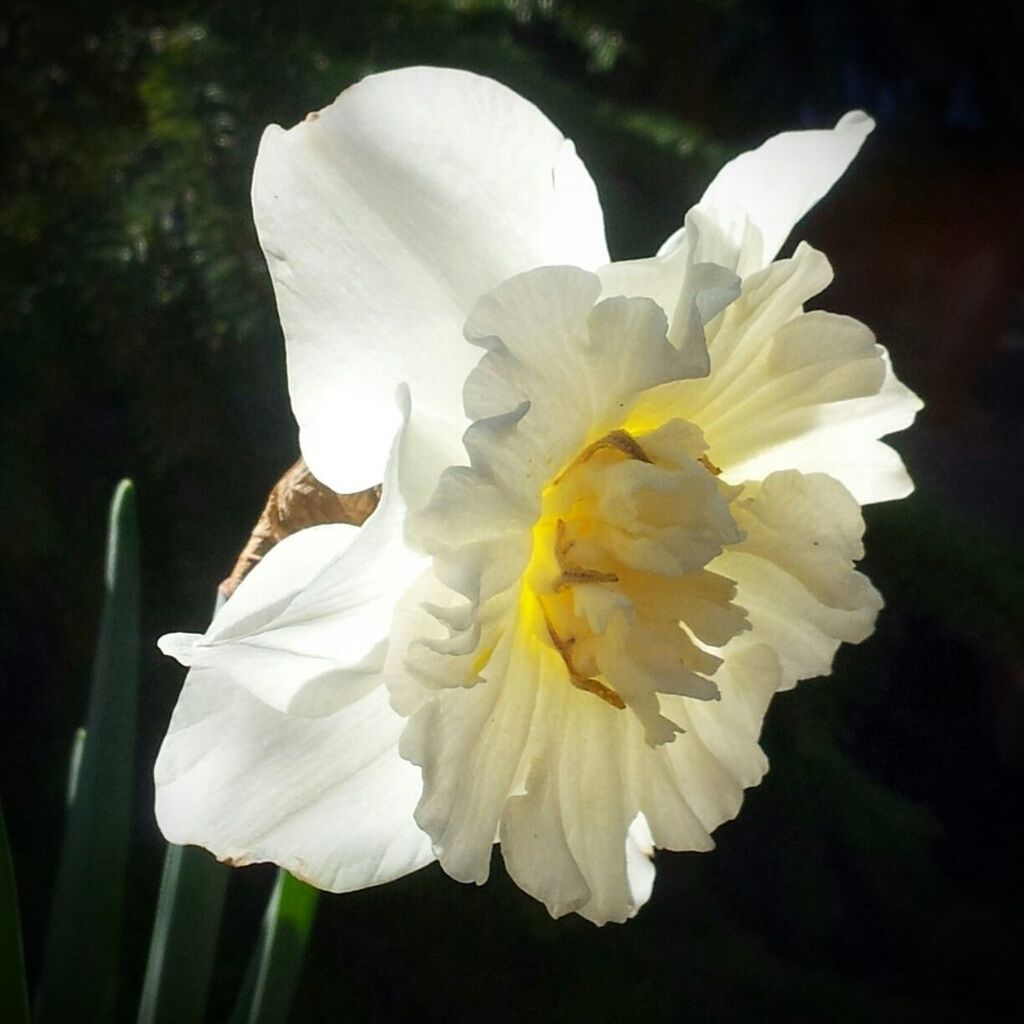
[597,208,741,362]
[401,628,541,886]
[632,241,833,427]
[155,670,434,891]
[162,405,428,717]
[253,66,609,492]
[462,265,601,462]
[620,814,657,919]
[408,618,781,924]
[458,263,727,507]
[716,345,921,504]
[498,672,592,918]
[675,642,779,789]
[597,243,693,320]
[699,110,874,268]
[674,204,767,278]
[713,470,883,687]
[385,567,467,718]
[700,296,921,504]
[545,695,654,925]
[625,243,919,504]
[588,289,709,396]
[158,630,201,666]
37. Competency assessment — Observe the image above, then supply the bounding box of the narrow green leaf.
[137,589,230,1024]
[231,871,319,1024]
[228,936,259,1024]
[65,728,86,809]
[136,845,229,1024]
[1,801,30,1024]
[35,479,140,1024]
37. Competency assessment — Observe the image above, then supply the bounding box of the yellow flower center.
[517,420,743,727]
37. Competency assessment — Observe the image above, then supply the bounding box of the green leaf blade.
[34,479,140,1024]
[136,844,229,1024]
[1,800,30,1024]
[232,871,319,1024]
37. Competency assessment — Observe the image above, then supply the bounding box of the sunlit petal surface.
[253,66,608,493]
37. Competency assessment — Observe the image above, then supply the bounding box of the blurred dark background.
[2,1,1023,1021]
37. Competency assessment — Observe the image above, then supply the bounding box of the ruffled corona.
[416,413,748,742]
[401,260,890,922]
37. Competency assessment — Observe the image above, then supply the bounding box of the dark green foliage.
[230,872,319,1024]
[136,845,229,1024]
[1,801,31,1024]
[33,481,139,1024]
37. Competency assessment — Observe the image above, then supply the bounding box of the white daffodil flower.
[155,67,921,924]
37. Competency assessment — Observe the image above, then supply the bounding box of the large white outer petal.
[155,671,435,891]
[154,392,436,890]
[253,66,609,493]
[698,111,874,269]
[158,400,428,716]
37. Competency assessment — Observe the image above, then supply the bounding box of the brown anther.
[554,518,575,565]
[544,613,572,661]
[558,569,619,588]
[698,453,722,476]
[570,675,627,709]
[543,610,626,710]
[552,428,651,484]
[554,519,618,589]
[220,458,381,598]
[601,429,652,463]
